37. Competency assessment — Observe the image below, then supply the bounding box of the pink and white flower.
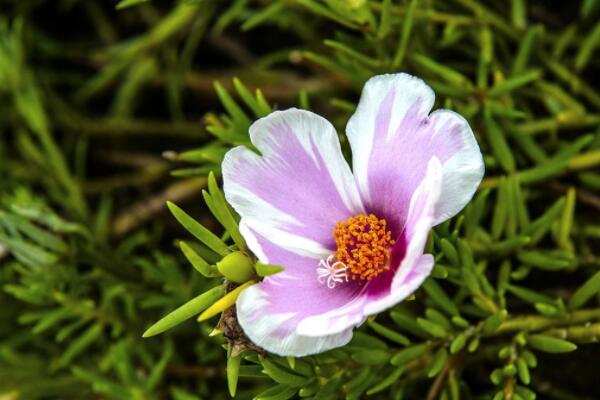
[222,73,484,356]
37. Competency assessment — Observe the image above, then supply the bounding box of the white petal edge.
[428,109,484,225]
[236,283,354,357]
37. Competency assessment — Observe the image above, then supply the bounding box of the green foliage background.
[2,0,600,399]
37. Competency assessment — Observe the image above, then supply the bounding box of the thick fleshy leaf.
[223,108,364,259]
[346,73,484,229]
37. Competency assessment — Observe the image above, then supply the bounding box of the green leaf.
[366,367,404,395]
[214,81,252,127]
[367,320,410,346]
[390,344,428,366]
[517,250,573,270]
[569,270,600,309]
[439,238,460,266]
[261,359,310,387]
[575,20,600,70]
[254,384,297,400]
[482,310,508,334]
[450,333,468,354]
[428,348,448,377]
[115,0,149,10]
[528,334,577,353]
[417,318,447,338]
[392,0,418,67]
[207,171,246,250]
[484,110,516,173]
[423,279,460,316]
[350,349,390,365]
[143,286,225,337]
[558,187,576,251]
[197,281,255,322]
[227,352,242,397]
[507,284,556,305]
[255,261,285,277]
[56,324,103,368]
[167,201,230,256]
[516,357,531,384]
[488,70,542,96]
[179,241,220,277]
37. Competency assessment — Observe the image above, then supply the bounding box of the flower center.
[333,213,395,281]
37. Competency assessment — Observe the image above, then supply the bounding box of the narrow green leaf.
[569,270,600,309]
[450,333,468,354]
[241,2,285,31]
[254,384,297,400]
[367,320,410,346]
[510,0,526,29]
[143,286,224,337]
[256,261,285,277]
[207,172,246,250]
[115,0,148,10]
[377,0,392,39]
[214,81,251,126]
[516,357,531,384]
[262,359,310,387]
[417,318,447,338]
[411,53,471,87]
[489,70,542,96]
[167,201,230,256]
[528,334,577,353]
[228,353,242,397]
[423,280,460,316]
[366,367,404,395]
[392,0,419,67]
[390,344,428,366]
[351,349,390,365]
[482,310,508,334]
[390,311,428,338]
[558,187,576,251]
[179,241,220,277]
[484,110,516,172]
[575,20,600,70]
[428,348,448,377]
[517,250,572,270]
[507,284,556,305]
[513,25,543,74]
[197,281,255,322]
[57,324,102,367]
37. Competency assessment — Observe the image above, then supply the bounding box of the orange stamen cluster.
[333,214,395,281]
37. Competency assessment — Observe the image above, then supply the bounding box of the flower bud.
[217,252,254,283]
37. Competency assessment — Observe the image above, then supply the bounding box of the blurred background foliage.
[1,0,600,399]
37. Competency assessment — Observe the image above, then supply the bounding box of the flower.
[222,73,484,356]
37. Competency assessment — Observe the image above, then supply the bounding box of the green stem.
[542,322,600,343]
[498,308,600,333]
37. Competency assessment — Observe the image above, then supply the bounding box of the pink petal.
[296,158,442,334]
[223,109,364,259]
[346,73,484,231]
[236,227,361,356]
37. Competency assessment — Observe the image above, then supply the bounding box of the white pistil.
[317,255,348,289]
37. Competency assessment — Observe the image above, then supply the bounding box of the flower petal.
[223,108,364,259]
[236,228,361,356]
[296,157,442,334]
[364,157,442,315]
[346,73,484,229]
